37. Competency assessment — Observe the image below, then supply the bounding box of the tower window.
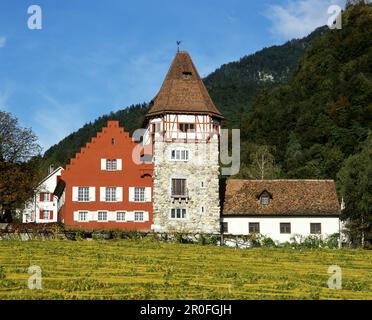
[112,138,116,145]
[170,208,187,219]
[260,197,269,205]
[179,123,195,133]
[171,179,187,197]
[182,71,192,79]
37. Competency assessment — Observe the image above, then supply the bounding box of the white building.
[222,179,341,243]
[22,167,64,224]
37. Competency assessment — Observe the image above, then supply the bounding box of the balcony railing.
[171,189,190,203]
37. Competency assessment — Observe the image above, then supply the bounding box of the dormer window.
[182,71,192,79]
[258,190,272,205]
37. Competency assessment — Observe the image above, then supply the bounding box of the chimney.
[48,164,54,174]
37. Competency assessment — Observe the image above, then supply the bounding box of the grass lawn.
[0,239,371,300]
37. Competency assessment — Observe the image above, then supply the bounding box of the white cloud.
[0,36,6,48]
[265,0,346,40]
[0,90,10,111]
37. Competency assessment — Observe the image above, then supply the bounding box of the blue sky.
[0,0,345,152]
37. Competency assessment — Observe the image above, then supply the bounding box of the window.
[42,210,51,220]
[171,149,189,161]
[106,159,117,171]
[260,197,269,205]
[105,187,117,202]
[117,212,126,221]
[171,179,187,197]
[249,223,260,234]
[134,187,145,202]
[78,211,88,222]
[182,71,192,79]
[310,223,321,234]
[98,211,108,221]
[200,181,205,189]
[112,138,116,145]
[280,223,291,234]
[43,192,50,202]
[78,187,89,202]
[134,211,144,222]
[179,123,195,133]
[170,208,187,219]
[222,222,228,233]
[201,206,205,214]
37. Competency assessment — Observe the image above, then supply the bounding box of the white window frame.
[170,149,190,161]
[42,210,51,220]
[44,192,51,202]
[134,187,145,202]
[117,212,126,222]
[105,187,117,202]
[170,208,187,220]
[134,211,144,222]
[78,211,88,222]
[98,211,108,222]
[78,187,90,202]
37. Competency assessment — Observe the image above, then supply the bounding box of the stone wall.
[152,136,221,233]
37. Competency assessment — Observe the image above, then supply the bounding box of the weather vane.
[177,41,182,52]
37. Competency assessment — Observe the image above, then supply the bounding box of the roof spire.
[176,40,182,53]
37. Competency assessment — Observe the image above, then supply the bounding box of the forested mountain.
[204,27,326,128]
[240,3,371,243]
[43,26,325,169]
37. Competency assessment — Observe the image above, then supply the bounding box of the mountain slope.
[43,29,324,169]
[242,3,371,180]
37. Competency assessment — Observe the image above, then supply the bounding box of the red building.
[59,120,153,231]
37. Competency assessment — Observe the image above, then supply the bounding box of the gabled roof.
[222,180,341,216]
[146,51,223,119]
[38,167,64,187]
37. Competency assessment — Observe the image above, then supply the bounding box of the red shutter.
[39,210,43,220]
[40,193,44,202]
[50,211,54,220]
[50,193,54,201]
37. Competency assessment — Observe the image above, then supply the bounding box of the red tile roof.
[222,179,341,216]
[146,51,223,119]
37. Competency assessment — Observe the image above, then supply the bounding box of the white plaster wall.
[222,216,341,243]
[23,168,63,223]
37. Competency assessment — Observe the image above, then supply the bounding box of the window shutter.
[40,192,44,202]
[145,188,152,202]
[50,193,54,201]
[100,187,106,202]
[89,187,96,202]
[73,211,79,222]
[117,159,122,171]
[50,211,54,220]
[128,187,135,202]
[72,187,79,202]
[143,211,149,221]
[101,159,106,170]
[117,187,123,202]
[39,210,43,220]
[126,211,134,221]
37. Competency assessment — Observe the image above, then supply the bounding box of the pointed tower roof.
[146,51,223,119]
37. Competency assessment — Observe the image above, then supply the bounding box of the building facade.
[59,120,153,231]
[222,179,341,242]
[22,167,63,224]
[144,51,223,233]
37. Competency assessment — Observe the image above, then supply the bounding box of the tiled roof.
[222,179,341,216]
[146,51,223,119]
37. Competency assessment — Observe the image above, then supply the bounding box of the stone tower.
[144,51,223,233]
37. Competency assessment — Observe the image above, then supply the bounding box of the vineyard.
[0,240,371,300]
